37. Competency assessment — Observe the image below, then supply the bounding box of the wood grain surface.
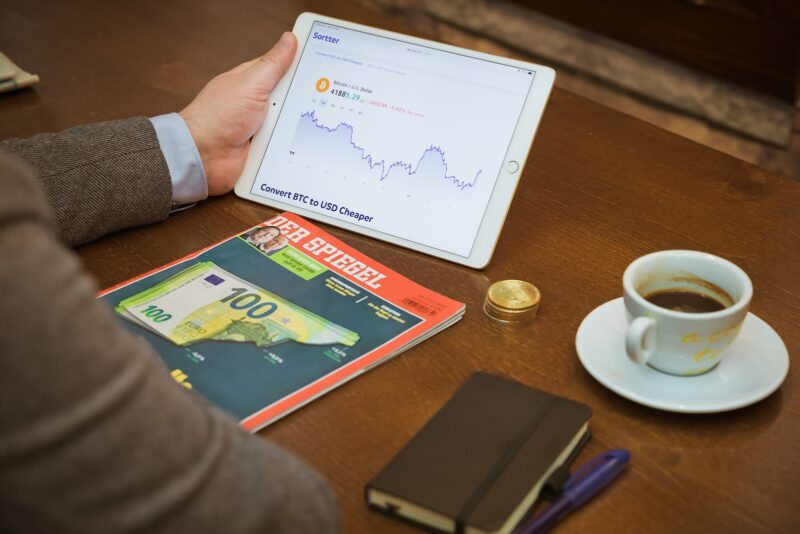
[1,1,798,532]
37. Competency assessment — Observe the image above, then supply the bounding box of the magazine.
[98,212,465,432]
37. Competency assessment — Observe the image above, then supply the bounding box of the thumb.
[246,32,297,92]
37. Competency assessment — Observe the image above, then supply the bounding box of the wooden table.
[2,1,798,532]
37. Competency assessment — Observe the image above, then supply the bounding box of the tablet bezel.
[234,12,555,269]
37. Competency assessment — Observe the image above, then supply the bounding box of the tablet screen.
[251,21,534,257]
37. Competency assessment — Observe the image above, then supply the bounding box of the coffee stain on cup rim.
[636,269,735,308]
[669,276,734,307]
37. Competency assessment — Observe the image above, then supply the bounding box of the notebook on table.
[365,372,591,534]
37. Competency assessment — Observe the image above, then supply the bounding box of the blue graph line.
[299,110,481,191]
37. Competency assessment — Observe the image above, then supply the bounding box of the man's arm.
[0,31,297,248]
[0,154,338,533]
[0,117,173,247]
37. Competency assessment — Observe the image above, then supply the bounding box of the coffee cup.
[623,250,752,376]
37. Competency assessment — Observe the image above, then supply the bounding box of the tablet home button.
[506,161,520,174]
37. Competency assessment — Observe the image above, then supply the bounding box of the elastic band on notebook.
[454,397,556,533]
[540,428,592,500]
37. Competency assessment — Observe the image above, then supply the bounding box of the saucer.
[575,298,789,413]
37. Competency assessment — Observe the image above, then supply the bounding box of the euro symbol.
[315,77,330,93]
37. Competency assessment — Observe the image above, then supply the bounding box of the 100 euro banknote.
[115,262,360,348]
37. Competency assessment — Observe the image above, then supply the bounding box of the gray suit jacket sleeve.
[0,117,173,246]
[0,156,338,532]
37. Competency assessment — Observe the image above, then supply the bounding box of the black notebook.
[365,372,592,534]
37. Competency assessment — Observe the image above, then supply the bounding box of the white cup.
[623,250,752,376]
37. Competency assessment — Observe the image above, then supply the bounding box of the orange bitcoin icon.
[315,77,330,93]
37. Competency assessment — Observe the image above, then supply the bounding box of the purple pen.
[515,449,630,534]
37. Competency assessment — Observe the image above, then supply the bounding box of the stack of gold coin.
[484,280,541,323]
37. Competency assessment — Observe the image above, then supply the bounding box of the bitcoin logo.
[315,77,330,92]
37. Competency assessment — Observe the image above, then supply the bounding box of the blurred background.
[356,0,800,180]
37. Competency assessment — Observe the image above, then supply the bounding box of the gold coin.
[487,280,540,309]
[484,280,540,323]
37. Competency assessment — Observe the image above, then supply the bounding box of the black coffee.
[645,289,727,313]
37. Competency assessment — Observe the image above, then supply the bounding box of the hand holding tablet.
[235,13,555,268]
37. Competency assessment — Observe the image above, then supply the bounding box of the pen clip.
[562,449,629,491]
[515,450,630,534]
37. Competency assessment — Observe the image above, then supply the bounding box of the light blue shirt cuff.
[150,113,208,206]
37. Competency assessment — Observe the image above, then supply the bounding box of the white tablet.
[235,12,555,268]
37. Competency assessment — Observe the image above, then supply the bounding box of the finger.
[229,58,258,74]
[227,30,295,76]
[245,32,297,91]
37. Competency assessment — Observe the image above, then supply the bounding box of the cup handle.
[626,316,656,365]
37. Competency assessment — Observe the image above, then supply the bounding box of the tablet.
[235,13,555,268]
